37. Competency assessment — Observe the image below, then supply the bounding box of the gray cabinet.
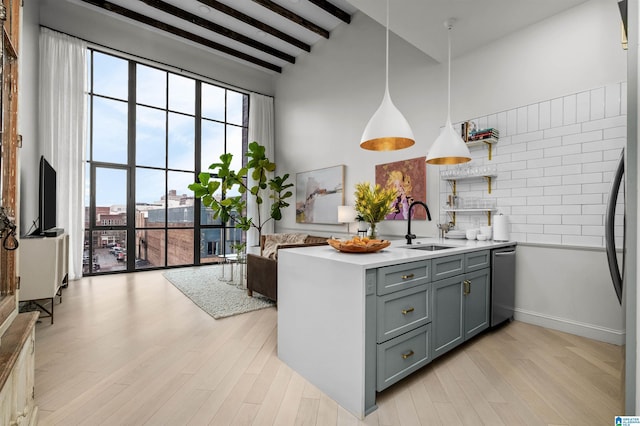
[432,251,490,359]
[373,260,432,391]
[432,276,464,357]
[464,268,491,340]
[369,251,491,392]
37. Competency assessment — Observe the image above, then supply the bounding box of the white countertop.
[281,237,517,269]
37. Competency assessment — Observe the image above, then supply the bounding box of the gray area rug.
[162,264,275,319]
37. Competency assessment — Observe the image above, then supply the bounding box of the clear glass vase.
[368,222,378,239]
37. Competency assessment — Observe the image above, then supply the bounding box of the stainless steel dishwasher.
[491,245,516,327]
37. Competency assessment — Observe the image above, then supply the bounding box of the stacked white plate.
[445,230,466,239]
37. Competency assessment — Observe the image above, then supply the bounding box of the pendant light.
[426,19,471,165]
[360,0,415,151]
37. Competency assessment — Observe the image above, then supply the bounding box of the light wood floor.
[32,270,623,425]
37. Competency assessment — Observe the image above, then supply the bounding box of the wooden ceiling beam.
[139,0,295,64]
[251,0,330,39]
[196,0,311,52]
[79,0,282,73]
[306,0,351,24]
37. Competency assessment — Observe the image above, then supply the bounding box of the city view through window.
[83,50,248,274]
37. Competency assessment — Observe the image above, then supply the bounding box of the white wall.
[274,0,626,343]
[19,0,41,233]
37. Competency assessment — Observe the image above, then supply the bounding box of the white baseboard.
[514,308,625,345]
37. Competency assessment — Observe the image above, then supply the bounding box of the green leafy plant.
[188,141,293,243]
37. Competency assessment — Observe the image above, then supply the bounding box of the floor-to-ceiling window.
[83,49,248,275]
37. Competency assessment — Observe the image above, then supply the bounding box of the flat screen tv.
[37,155,57,235]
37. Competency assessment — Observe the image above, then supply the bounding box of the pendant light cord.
[385,0,390,95]
[446,25,452,122]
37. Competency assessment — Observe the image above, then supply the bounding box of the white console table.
[18,233,69,324]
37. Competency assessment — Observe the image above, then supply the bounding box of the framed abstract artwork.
[296,165,345,224]
[375,157,427,220]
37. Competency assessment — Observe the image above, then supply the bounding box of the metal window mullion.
[194,80,202,265]
[164,71,170,267]
[127,60,136,271]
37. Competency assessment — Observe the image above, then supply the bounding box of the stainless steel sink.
[403,244,456,251]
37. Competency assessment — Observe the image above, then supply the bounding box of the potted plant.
[188,141,293,249]
[353,182,396,239]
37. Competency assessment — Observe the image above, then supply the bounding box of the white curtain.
[247,93,275,247]
[39,28,87,280]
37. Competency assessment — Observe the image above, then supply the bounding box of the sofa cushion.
[262,233,308,259]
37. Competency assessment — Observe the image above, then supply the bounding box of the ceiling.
[70,0,591,74]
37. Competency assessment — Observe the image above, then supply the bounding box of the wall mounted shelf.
[443,209,496,226]
[465,137,498,160]
[443,174,497,194]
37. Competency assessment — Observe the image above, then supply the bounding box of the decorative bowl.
[328,238,390,253]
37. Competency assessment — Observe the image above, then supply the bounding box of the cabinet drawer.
[432,254,464,281]
[465,250,490,272]
[376,260,430,295]
[377,283,431,343]
[377,324,431,391]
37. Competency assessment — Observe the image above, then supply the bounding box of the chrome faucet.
[405,201,432,244]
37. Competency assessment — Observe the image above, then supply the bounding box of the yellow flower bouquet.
[354,182,396,238]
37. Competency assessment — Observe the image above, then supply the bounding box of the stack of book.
[467,127,499,142]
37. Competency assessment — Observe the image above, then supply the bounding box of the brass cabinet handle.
[401,350,415,360]
[401,273,415,280]
[463,280,471,295]
[402,307,415,315]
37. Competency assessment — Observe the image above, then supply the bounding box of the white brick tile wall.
[582,204,605,215]
[590,87,605,120]
[576,91,590,123]
[528,215,561,224]
[563,94,577,125]
[539,101,551,130]
[563,130,602,146]
[527,104,539,132]
[604,126,626,139]
[507,109,517,136]
[512,150,544,162]
[513,205,543,215]
[544,185,581,196]
[563,215,603,226]
[545,164,581,176]
[582,115,626,132]
[512,168,543,179]
[562,173,602,185]
[527,157,561,170]
[563,194,603,205]
[517,106,528,134]
[562,235,603,246]
[543,123,581,138]
[550,98,563,128]
[528,233,562,244]
[605,83,621,117]
[545,224,581,235]
[562,151,603,166]
[545,205,581,215]
[439,82,625,248]
[544,144,581,158]
[527,176,562,187]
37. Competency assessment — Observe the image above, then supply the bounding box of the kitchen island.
[277,237,515,419]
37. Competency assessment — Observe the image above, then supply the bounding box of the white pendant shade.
[360,89,415,151]
[426,118,472,165]
[360,0,415,151]
[426,19,471,165]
